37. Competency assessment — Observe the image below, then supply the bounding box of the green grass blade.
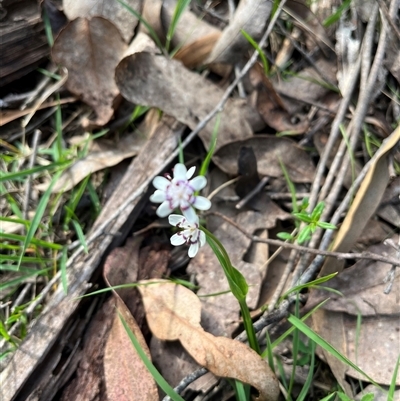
[165,0,192,52]
[17,170,63,269]
[118,312,186,401]
[0,268,50,292]
[296,341,316,401]
[0,232,63,250]
[116,0,164,51]
[71,219,88,254]
[199,113,220,177]
[288,315,380,387]
[323,0,352,27]
[60,246,68,294]
[241,29,269,75]
[388,355,400,401]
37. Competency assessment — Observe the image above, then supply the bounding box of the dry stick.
[291,5,384,283]
[208,211,400,267]
[67,0,289,274]
[377,0,400,40]
[299,126,400,283]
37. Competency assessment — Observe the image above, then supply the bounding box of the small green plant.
[277,198,337,244]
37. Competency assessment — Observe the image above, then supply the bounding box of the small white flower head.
[168,214,206,258]
[150,163,211,222]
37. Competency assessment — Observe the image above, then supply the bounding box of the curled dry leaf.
[116,52,260,151]
[320,125,400,276]
[309,237,400,386]
[36,132,147,192]
[138,279,280,401]
[63,0,141,42]
[52,17,127,126]
[207,0,272,64]
[213,135,315,183]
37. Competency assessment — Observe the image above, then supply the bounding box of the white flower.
[168,214,206,258]
[150,163,211,222]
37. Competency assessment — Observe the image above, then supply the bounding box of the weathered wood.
[0,0,49,86]
[0,116,183,401]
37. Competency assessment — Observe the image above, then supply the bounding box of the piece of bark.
[0,0,49,86]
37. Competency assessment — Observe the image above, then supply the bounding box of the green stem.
[239,299,260,354]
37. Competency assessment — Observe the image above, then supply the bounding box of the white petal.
[199,231,206,247]
[182,207,198,224]
[153,176,170,191]
[156,202,173,217]
[173,163,187,180]
[170,233,186,246]
[190,176,206,191]
[168,214,184,226]
[150,190,166,203]
[186,166,196,179]
[188,242,199,258]
[193,196,211,210]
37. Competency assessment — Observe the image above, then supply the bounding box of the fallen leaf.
[213,135,316,183]
[52,17,127,125]
[161,0,220,49]
[138,280,280,401]
[115,51,261,151]
[60,298,115,401]
[104,298,159,401]
[309,237,400,386]
[36,131,147,192]
[320,125,400,275]
[207,0,272,64]
[63,0,141,42]
[249,64,310,134]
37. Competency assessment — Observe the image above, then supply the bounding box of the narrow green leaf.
[17,170,63,269]
[388,355,400,401]
[60,246,68,294]
[71,219,88,254]
[241,29,269,75]
[288,315,380,387]
[118,312,186,401]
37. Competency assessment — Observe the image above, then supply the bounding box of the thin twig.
[206,211,400,267]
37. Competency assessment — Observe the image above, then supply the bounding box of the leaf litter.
[1,0,400,400]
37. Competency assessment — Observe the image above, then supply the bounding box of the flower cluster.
[150,163,210,257]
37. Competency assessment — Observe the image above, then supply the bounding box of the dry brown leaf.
[52,17,127,126]
[138,279,280,401]
[207,0,272,64]
[116,51,260,151]
[102,239,158,401]
[273,58,337,115]
[174,32,221,69]
[309,237,400,386]
[63,0,141,42]
[320,125,400,275]
[104,297,159,401]
[36,132,147,193]
[213,135,315,183]
[249,64,310,134]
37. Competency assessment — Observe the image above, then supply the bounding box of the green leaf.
[71,219,88,254]
[317,221,337,230]
[276,232,294,241]
[241,29,269,75]
[297,226,312,244]
[360,393,375,401]
[293,212,313,223]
